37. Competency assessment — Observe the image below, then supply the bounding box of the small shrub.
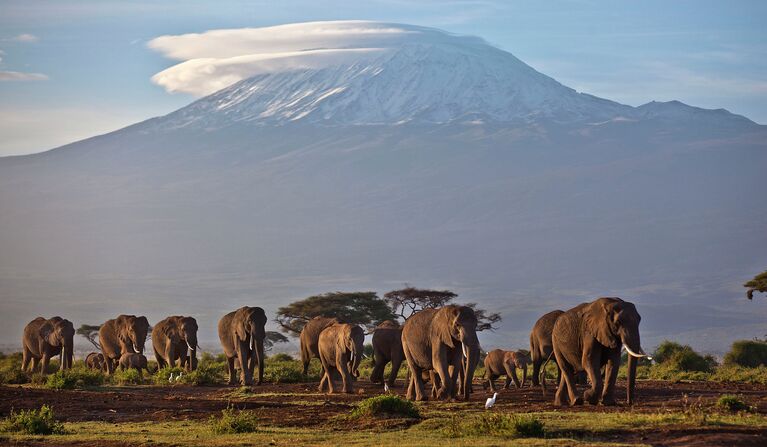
[111,368,143,385]
[716,395,752,412]
[153,366,184,385]
[724,340,767,368]
[653,341,687,364]
[45,367,104,390]
[0,353,29,385]
[447,413,545,438]
[0,405,65,435]
[653,341,716,373]
[352,395,420,419]
[269,353,294,362]
[178,363,224,386]
[710,365,767,384]
[209,406,260,434]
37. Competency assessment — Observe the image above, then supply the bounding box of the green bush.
[209,406,260,434]
[264,358,321,383]
[716,395,752,412]
[178,363,224,386]
[724,340,767,368]
[45,367,104,390]
[446,413,545,439]
[652,341,716,372]
[0,405,65,435]
[710,365,767,384]
[0,353,29,385]
[269,353,294,362]
[111,368,143,385]
[351,395,420,419]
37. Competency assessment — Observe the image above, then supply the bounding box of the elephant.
[299,316,340,375]
[21,317,75,374]
[218,306,267,386]
[551,297,649,406]
[317,323,364,394]
[401,305,480,401]
[482,349,530,392]
[529,310,564,387]
[370,320,405,387]
[118,352,149,376]
[85,352,106,371]
[153,316,199,371]
[99,315,150,375]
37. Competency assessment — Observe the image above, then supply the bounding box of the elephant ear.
[583,299,618,348]
[434,307,456,349]
[234,312,248,341]
[335,325,348,353]
[38,320,54,344]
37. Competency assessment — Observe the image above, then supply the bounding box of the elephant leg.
[406,371,415,400]
[21,348,31,372]
[430,370,438,398]
[40,353,51,375]
[154,348,166,369]
[412,366,427,401]
[509,366,521,389]
[338,355,353,394]
[237,339,252,386]
[600,351,621,406]
[388,354,403,388]
[226,356,237,385]
[370,350,386,384]
[432,347,452,400]
[531,357,541,387]
[582,351,603,406]
[554,350,580,406]
[489,374,499,393]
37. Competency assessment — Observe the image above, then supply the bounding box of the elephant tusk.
[461,343,468,360]
[187,341,194,352]
[133,344,140,353]
[623,344,652,360]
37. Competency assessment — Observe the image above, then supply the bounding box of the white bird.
[176,372,183,382]
[384,382,390,393]
[168,373,175,383]
[485,392,498,409]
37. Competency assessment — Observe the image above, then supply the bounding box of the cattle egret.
[168,373,175,383]
[384,382,390,393]
[485,392,498,409]
[176,372,183,382]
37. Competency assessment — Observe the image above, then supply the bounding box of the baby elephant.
[85,352,106,371]
[483,349,530,392]
[119,352,149,376]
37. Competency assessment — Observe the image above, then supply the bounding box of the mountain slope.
[0,22,765,354]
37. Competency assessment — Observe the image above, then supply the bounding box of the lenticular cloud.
[147,21,482,96]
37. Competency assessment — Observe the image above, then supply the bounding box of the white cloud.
[12,33,39,43]
[147,21,472,96]
[0,71,48,81]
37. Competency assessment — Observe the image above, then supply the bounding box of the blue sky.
[1,0,765,156]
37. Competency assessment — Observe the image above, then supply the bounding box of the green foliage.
[710,365,767,384]
[45,367,104,390]
[276,291,397,335]
[652,341,716,372]
[0,352,29,385]
[351,395,420,419]
[744,269,767,299]
[264,358,319,383]
[209,406,260,434]
[179,363,224,386]
[153,366,185,385]
[269,353,294,362]
[0,405,65,435]
[445,413,545,439]
[716,395,752,412]
[111,368,143,385]
[724,340,767,368]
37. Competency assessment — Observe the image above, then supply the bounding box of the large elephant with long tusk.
[218,306,267,386]
[99,315,150,375]
[551,297,649,406]
[152,316,199,371]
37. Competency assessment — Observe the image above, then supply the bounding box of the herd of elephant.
[20,297,649,406]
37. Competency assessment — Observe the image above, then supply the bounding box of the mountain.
[1,22,765,355]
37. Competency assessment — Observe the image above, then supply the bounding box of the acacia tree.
[745,270,767,300]
[383,287,502,331]
[76,324,101,350]
[264,331,289,352]
[276,291,396,336]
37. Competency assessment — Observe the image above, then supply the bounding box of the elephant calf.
[483,349,530,392]
[85,352,106,371]
[318,323,364,394]
[119,352,149,376]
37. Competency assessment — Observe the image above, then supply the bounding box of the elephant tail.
[530,333,539,362]
[540,350,555,397]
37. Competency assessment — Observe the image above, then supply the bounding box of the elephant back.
[300,316,340,358]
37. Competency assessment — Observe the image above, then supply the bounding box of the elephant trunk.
[61,338,74,370]
[627,352,638,405]
[462,342,480,399]
[186,335,198,371]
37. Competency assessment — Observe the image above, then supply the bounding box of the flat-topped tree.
[745,270,767,299]
[276,291,396,336]
[76,324,101,350]
[383,286,501,331]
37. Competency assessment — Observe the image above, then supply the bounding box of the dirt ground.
[2,380,767,446]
